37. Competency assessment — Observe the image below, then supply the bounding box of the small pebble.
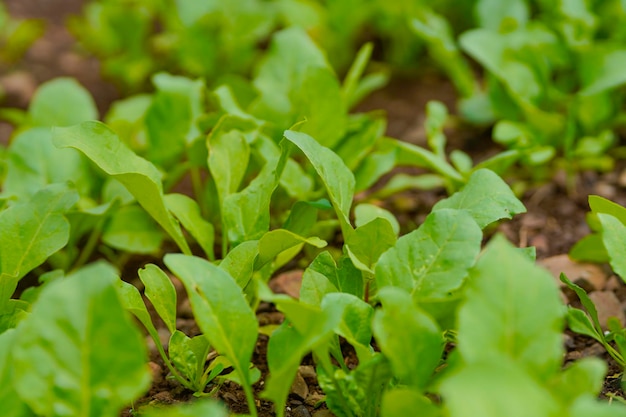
[291,405,312,417]
[298,365,317,380]
[148,361,163,385]
[290,371,309,400]
[588,290,625,329]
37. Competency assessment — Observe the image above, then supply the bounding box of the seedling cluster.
[2,1,626,416]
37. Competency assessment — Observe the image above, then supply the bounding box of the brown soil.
[3,1,626,416]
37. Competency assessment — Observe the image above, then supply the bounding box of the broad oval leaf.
[373,287,444,389]
[29,77,98,127]
[12,262,150,417]
[375,209,482,301]
[0,183,78,302]
[164,254,258,390]
[53,121,191,254]
[4,127,94,200]
[458,235,564,378]
[433,169,525,229]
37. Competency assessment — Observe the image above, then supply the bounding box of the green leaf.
[146,73,204,165]
[0,183,78,303]
[433,169,526,229]
[164,193,215,260]
[307,251,363,299]
[599,214,626,282]
[255,229,326,270]
[29,78,98,127]
[550,357,606,403]
[459,235,564,378]
[375,209,481,301]
[251,28,346,147]
[169,330,211,388]
[321,292,374,361]
[262,298,337,417]
[440,358,561,417]
[138,264,177,334]
[300,268,339,307]
[318,354,392,417]
[394,141,464,184]
[346,217,396,273]
[222,162,283,245]
[12,262,150,417]
[580,49,626,96]
[589,195,626,224]
[102,204,164,254]
[164,255,258,398]
[561,273,615,357]
[381,388,441,417]
[207,117,251,203]
[569,234,609,263]
[3,127,94,200]
[284,130,355,237]
[0,330,33,417]
[354,203,400,236]
[372,287,443,389]
[53,121,191,254]
[219,240,259,289]
[140,399,227,417]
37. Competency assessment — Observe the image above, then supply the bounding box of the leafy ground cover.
[3,1,626,417]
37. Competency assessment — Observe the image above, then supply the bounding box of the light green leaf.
[474,0,528,30]
[433,169,526,229]
[141,399,227,417]
[590,195,626,225]
[440,358,560,417]
[222,162,281,245]
[284,130,355,237]
[164,255,258,395]
[219,240,259,289]
[354,203,400,236]
[598,213,626,282]
[318,353,392,417]
[169,330,211,387]
[53,121,191,254]
[255,229,326,270]
[262,298,337,417]
[346,217,396,273]
[146,73,204,165]
[300,268,339,307]
[102,204,164,254]
[394,141,464,184]
[381,388,441,417]
[321,292,374,361]
[207,118,250,203]
[459,235,564,378]
[307,251,363,299]
[550,357,606,403]
[0,183,78,303]
[3,127,94,200]
[580,49,626,96]
[0,330,33,417]
[372,287,443,389]
[12,263,150,417]
[165,193,215,260]
[138,264,177,334]
[29,78,97,127]
[375,209,481,301]
[251,27,346,146]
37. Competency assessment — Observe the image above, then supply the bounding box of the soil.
[3,1,626,416]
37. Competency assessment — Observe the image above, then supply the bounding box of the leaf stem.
[71,219,104,272]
